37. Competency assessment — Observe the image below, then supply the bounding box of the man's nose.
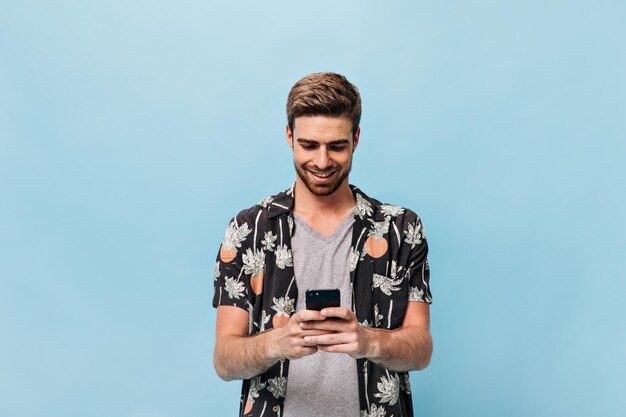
[314,148,331,169]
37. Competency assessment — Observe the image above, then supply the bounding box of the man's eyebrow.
[296,138,351,145]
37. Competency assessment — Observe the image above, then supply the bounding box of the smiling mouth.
[309,170,335,179]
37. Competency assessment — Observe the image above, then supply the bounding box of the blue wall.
[1,1,624,416]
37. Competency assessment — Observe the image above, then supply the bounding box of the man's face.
[287,115,360,197]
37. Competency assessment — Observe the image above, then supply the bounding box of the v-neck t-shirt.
[283,211,359,417]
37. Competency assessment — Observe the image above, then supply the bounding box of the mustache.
[305,164,339,173]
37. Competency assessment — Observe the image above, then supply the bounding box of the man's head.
[286,73,362,197]
[286,72,361,135]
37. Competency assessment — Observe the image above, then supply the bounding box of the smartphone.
[305,288,341,312]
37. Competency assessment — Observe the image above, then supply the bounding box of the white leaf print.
[267,376,287,398]
[368,217,390,239]
[257,309,271,331]
[391,261,404,279]
[271,296,295,316]
[261,231,278,252]
[408,286,424,302]
[274,244,293,269]
[246,301,254,334]
[243,248,265,276]
[400,374,412,394]
[404,221,423,249]
[380,204,404,218]
[287,215,294,237]
[373,273,403,296]
[247,376,266,403]
[214,261,220,281]
[258,195,274,208]
[355,193,373,219]
[222,220,252,250]
[224,276,246,300]
[374,374,400,406]
[373,304,383,327]
[349,247,360,272]
[360,403,387,417]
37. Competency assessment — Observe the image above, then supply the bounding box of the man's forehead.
[292,114,353,130]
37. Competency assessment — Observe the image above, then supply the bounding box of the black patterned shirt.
[213,184,432,417]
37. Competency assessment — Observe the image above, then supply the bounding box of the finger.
[291,310,321,324]
[300,320,349,332]
[299,329,335,337]
[304,333,351,346]
[318,344,356,354]
[320,307,353,320]
[296,309,326,322]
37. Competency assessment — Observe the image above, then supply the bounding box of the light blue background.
[1,1,625,416]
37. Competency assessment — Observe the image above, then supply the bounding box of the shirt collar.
[267,183,385,222]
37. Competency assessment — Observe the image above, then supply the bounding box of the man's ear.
[352,127,361,152]
[286,124,293,150]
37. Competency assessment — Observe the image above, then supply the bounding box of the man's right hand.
[214,306,333,381]
[268,309,333,360]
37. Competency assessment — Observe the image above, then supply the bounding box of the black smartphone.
[305,288,341,311]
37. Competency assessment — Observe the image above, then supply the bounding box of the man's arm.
[300,301,432,372]
[213,305,331,381]
[213,306,277,381]
[364,301,432,371]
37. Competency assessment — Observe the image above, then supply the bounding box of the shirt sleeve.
[212,212,256,311]
[404,213,433,304]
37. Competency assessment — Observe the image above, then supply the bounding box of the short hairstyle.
[286,72,361,134]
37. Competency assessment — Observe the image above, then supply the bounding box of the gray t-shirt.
[283,212,360,417]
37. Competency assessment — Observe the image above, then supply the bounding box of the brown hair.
[286,72,361,134]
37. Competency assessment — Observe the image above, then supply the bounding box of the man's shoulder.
[361,193,428,263]
[226,184,295,226]
[353,185,423,226]
[379,202,421,223]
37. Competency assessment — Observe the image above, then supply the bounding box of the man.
[213,72,432,417]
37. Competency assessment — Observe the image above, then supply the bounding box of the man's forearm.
[213,331,279,381]
[365,325,432,372]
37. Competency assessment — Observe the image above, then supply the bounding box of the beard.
[294,159,352,197]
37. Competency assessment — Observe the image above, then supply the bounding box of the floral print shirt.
[213,184,432,417]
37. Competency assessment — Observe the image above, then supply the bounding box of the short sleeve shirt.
[213,184,432,417]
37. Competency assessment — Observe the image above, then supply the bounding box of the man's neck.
[292,178,356,236]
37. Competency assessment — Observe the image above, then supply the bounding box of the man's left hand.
[299,307,377,359]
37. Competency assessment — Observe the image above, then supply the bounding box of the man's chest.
[290,215,355,311]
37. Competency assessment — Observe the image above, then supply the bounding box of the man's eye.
[329,146,346,151]
[301,144,316,150]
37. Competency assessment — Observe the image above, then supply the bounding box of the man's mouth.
[309,170,335,180]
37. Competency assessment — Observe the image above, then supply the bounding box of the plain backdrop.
[1,1,625,416]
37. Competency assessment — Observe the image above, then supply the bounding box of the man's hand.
[213,306,334,381]
[298,302,433,372]
[268,309,334,360]
[299,307,373,358]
